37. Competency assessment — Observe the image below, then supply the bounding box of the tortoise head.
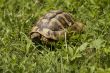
[30,32,41,42]
[30,26,50,43]
[30,26,41,43]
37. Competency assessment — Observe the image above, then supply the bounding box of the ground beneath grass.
[0,0,110,73]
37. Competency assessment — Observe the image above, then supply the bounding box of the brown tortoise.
[30,10,84,43]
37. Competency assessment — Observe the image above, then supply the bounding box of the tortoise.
[30,10,84,44]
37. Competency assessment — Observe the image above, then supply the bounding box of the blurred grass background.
[0,0,110,73]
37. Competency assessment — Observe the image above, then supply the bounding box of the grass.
[0,0,110,73]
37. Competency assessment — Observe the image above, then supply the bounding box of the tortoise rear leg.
[71,22,84,32]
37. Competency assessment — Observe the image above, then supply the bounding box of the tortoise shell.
[30,10,83,43]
